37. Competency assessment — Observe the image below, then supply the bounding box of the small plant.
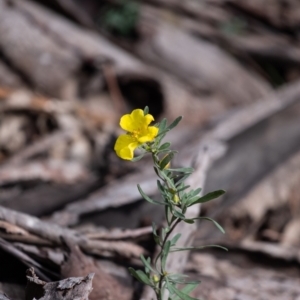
[100,1,139,37]
[114,108,226,300]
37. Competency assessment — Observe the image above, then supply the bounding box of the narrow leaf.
[144,106,149,115]
[157,180,167,195]
[172,209,186,220]
[170,233,181,246]
[193,217,225,234]
[188,190,225,206]
[171,245,228,252]
[158,118,167,134]
[159,142,171,151]
[162,240,171,270]
[160,152,175,169]
[136,270,154,286]
[138,184,167,205]
[131,153,145,162]
[168,167,194,173]
[191,188,202,197]
[168,283,198,300]
[167,116,183,131]
[172,283,199,300]
[183,219,194,224]
[165,278,175,295]
[152,222,157,236]
[129,268,153,286]
[175,174,191,186]
[177,185,190,193]
[141,255,156,274]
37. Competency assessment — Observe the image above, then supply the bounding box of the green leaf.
[172,209,186,220]
[172,283,199,300]
[191,188,202,197]
[171,245,228,252]
[168,273,199,285]
[161,227,166,241]
[128,268,153,286]
[144,106,149,115]
[158,118,167,134]
[193,217,225,234]
[160,171,177,189]
[175,174,191,186]
[159,142,171,151]
[138,184,167,205]
[170,233,181,246]
[157,180,167,195]
[136,270,154,286]
[162,240,171,270]
[141,255,156,274]
[165,205,171,226]
[187,190,225,206]
[168,167,194,174]
[167,273,188,282]
[183,219,194,224]
[154,235,161,245]
[154,166,163,178]
[131,153,145,162]
[167,116,183,131]
[177,185,190,193]
[160,152,175,169]
[168,282,198,300]
[152,222,157,236]
[165,278,175,295]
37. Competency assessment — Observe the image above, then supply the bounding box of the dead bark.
[61,239,132,300]
[204,79,300,219]
[0,60,24,88]
[132,8,272,104]
[0,0,164,107]
[0,0,80,97]
[85,226,152,240]
[31,0,95,28]
[0,205,145,260]
[226,0,300,29]
[0,160,88,186]
[25,268,93,300]
[0,237,52,281]
[186,251,300,300]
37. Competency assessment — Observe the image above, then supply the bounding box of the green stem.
[156,218,181,300]
[149,147,181,300]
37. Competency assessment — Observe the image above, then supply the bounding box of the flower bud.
[152,275,160,283]
[173,194,180,204]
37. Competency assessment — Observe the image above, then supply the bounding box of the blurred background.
[0,0,299,299]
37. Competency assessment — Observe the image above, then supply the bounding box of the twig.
[0,206,146,260]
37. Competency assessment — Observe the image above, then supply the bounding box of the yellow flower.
[114,109,159,160]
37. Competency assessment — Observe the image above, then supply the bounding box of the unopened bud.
[152,275,160,283]
[173,194,180,204]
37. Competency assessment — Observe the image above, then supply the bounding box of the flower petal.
[120,109,155,132]
[144,114,155,126]
[120,114,137,132]
[114,134,138,160]
[138,126,159,143]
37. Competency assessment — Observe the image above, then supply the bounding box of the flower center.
[131,129,141,140]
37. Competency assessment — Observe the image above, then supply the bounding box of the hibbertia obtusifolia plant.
[114,107,227,300]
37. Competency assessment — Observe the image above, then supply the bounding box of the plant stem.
[150,148,181,300]
[156,218,181,300]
